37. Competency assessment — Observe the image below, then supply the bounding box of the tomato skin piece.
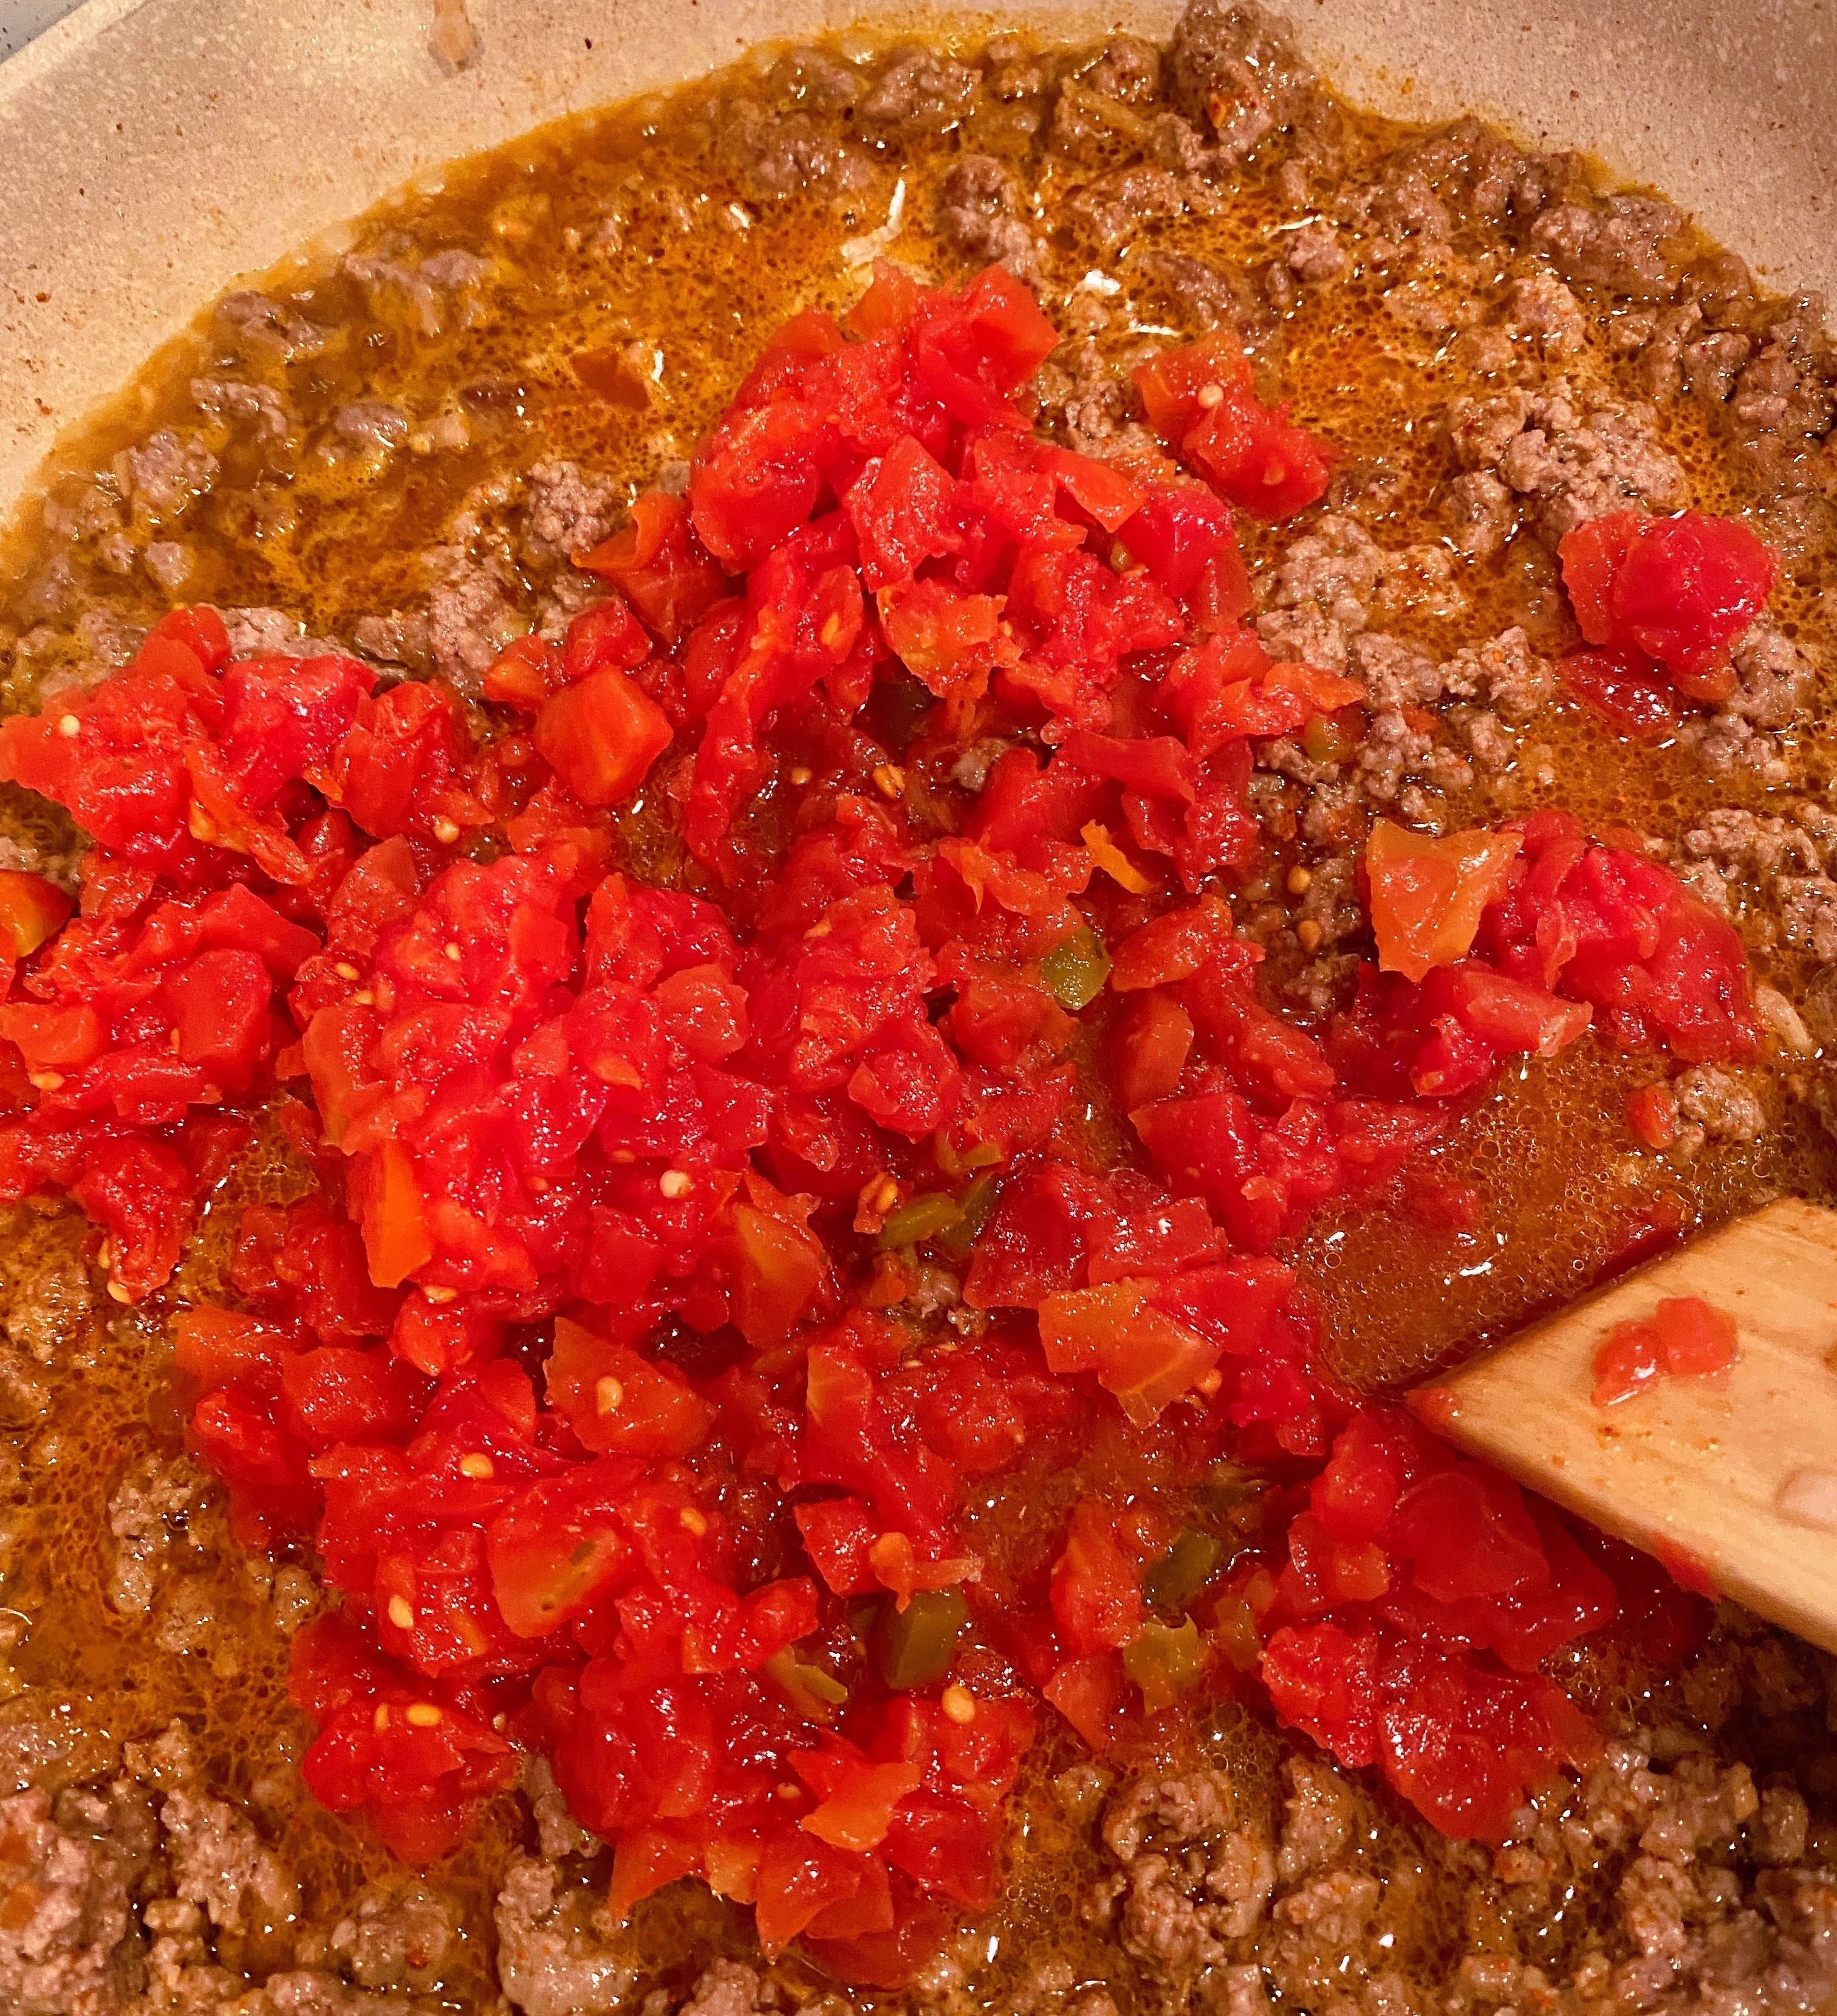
[0,873,72,959]
[1557,511,1646,645]
[533,665,672,807]
[578,492,729,645]
[1050,1502,1145,1658]
[1558,645,1681,741]
[1367,821,1524,984]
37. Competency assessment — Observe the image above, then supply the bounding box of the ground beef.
[1134,249,1271,342]
[417,541,527,696]
[1447,379,1689,544]
[1439,468,1516,558]
[3,1244,91,1364]
[1254,513,1385,671]
[521,461,622,566]
[1443,625,1558,722]
[1530,193,1688,300]
[521,1757,600,1863]
[332,403,410,453]
[1285,221,1346,282]
[858,47,982,139]
[141,544,192,592]
[1355,708,1472,804]
[1506,271,1589,360]
[1066,165,1222,249]
[328,1881,455,1992]
[111,433,217,523]
[1352,115,1570,249]
[1032,332,1158,460]
[351,614,433,674]
[1724,617,1814,730]
[1348,632,1440,710]
[343,247,490,340]
[1774,876,1837,960]
[216,606,337,660]
[493,1856,634,2016]
[158,1783,299,1936]
[936,156,1042,284]
[0,1786,143,2016]
[1274,1755,1355,1884]
[1675,710,1794,787]
[1166,0,1314,156]
[212,291,328,363]
[1672,1064,1768,1142]
[677,1958,778,2016]
[1291,855,1363,952]
[106,1453,212,1619]
[715,101,869,202]
[190,378,294,444]
[1730,295,1837,471]
[1098,1770,1274,1984]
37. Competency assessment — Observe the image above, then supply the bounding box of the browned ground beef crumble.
[0,2,1833,2011]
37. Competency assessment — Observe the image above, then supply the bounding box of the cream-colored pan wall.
[1,0,1832,517]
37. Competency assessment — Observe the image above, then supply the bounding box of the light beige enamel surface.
[0,0,1832,517]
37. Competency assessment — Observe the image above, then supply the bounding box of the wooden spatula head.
[1414,1195,1837,1656]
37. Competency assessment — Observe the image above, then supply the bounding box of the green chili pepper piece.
[937,1175,998,1260]
[1142,1527,1222,1616]
[1042,925,1111,1012]
[1121,1616,1203,1711]
[764,1645,849,1720]
[875,1586,967,1690]
[878,1192,963,1250]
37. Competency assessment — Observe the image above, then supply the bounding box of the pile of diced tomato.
[0,262,1769,1979]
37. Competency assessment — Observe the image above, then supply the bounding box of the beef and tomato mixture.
[0,5,1834,2014]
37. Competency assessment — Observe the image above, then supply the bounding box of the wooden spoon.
[1412,1195,1837,1656]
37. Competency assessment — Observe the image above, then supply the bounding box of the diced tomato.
[1132,333,1254,441]
[485,1465,636,1637]
[1625,1082,1677,1147]
[1183,389,1335,519]
[533,665,672,807]
[1559,510,1776,679]
[7,258,1760,1921]
[1591,1294,1739,1405]
[1558,510,1646,646]
[545,1315,714,1458]
[1050,1502,1144,1658]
